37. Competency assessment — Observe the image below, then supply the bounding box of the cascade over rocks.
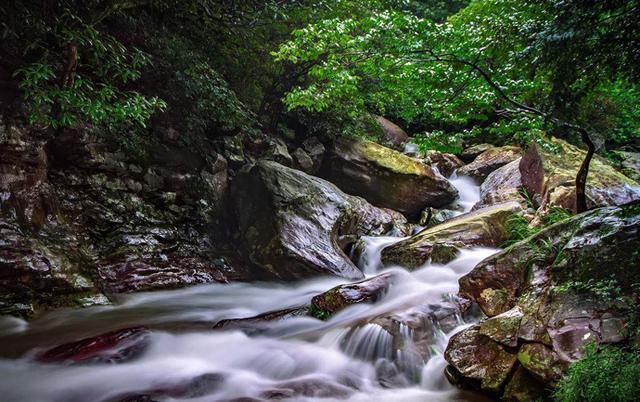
[446,202,640,398]
[320,138,458,218]
[520,138,640,213]
[232,160,408,280]
[381,202,522,268]
[457,146,522,181]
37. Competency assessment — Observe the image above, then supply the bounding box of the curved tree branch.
[406,49,594,213]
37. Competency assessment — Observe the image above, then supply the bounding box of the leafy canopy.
[275,0,640,146]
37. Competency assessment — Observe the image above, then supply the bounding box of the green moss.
[355,139,430,176]
[308,303,331,320]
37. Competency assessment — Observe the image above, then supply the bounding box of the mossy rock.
[382,201,521,269]
[320,138,458,218]
[521,138,640,212]
[310,272,395,315]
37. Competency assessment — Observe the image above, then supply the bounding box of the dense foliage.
[276,0,640,148]
[1,1,638,155]
[554,344,640,402]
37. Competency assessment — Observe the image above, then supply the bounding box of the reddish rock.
[425,150,464,177]
[38,327,150,364]
[445,324,518,392]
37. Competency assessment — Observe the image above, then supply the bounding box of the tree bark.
[575,129,595,213]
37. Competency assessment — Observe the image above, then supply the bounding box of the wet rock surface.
[425,151,464,177]
[232,160,407,280]
[381,202,521,268]
[311,272,396,314]
[474,158,526,209]
[445,324,518,392]
[0,125,251,316]
[37,327,150,364]
[446,202,640,398]
[320,138,458,218]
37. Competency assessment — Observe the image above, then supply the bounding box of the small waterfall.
[342,324,394,361]
[448,172,480,214]
[358,236,406,274]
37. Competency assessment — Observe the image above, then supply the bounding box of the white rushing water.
[0,175,495,402]
[447,173,480,215]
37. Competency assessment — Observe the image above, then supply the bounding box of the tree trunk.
[575,129,595,213]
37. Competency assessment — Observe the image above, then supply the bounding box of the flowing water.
[0,176,495,402]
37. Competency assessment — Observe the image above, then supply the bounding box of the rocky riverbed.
[1,120,639,401]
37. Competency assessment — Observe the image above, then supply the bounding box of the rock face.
[458,146,522,181]
[520,138,640,212]
[0,124,250,317]
[381,202,522,268]
[446,202,640,398]
[474,158,526,209]
[320,138,458,218]
[375,116,409,149]
[232,160,407,280]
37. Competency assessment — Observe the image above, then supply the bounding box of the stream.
[0,176,496,402]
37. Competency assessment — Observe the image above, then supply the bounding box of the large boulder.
[381,202,522,268]
[320,138,458,218]
[445,324,518,392]
[457,146,522,181]
[375,116,409,149]
[474,158,526,209]
[232,160,407,280]
[520,138,640,212]
[447,202,640,398]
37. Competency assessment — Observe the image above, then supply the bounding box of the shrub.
[554,344,640,402]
